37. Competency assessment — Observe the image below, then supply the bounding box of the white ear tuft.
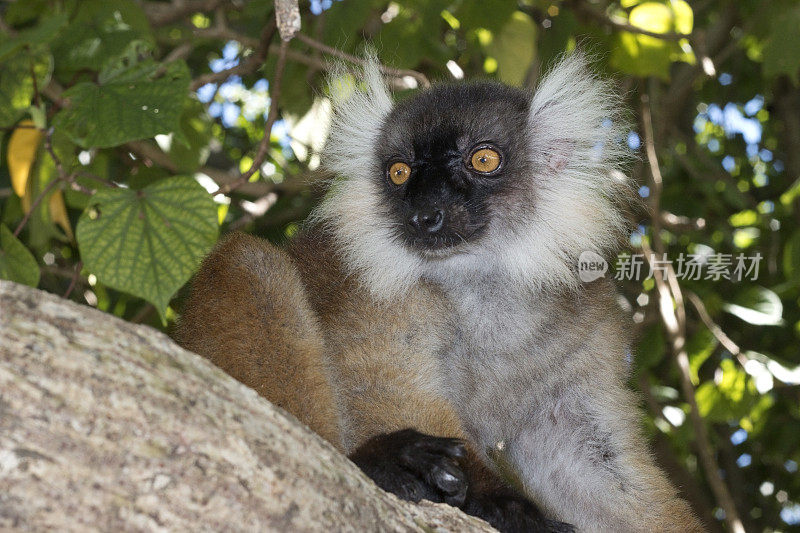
[312,56,425,299]
[488,51,634,290]
[322,54,393,181]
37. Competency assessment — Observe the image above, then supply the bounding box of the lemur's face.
[318,55,630,297]
[375,83,533,256]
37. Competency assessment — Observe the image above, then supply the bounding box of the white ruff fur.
[313,53,632,298]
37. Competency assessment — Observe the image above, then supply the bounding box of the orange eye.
[389,162,411,185]
[470,147,501,173]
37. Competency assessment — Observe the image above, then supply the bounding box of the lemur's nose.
[408,208,444,234]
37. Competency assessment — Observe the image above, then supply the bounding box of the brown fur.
[175,229,514,499]
[175,232,342,448]
[176,229,702,531]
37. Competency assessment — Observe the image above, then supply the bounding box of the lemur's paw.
[348,428,468,506]
[463,490,576,533]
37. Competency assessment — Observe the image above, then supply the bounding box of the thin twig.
[44,127,95,194]
[685,291,750,367]
[641,94,746,533]
[189,18,277,90]
[154,42,194,77]
[13,178,61,237]
[191,26,426,89]
[571,0,691,41]
[131,303,155,324]
[77,171,120,189]
[294,33,431,88]
[43,128,66,177]
[213,39,290,196]
[63,261,83,299]
[192,26,259,48]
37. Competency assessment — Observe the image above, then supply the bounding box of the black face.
[375,82,532,254]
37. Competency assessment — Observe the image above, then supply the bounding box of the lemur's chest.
[436,284,547,443]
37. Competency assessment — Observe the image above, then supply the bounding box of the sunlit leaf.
[76,176,218,321]
[723,286,784,326]
[0,49,52,128]
[687,329,717,385]
[696,360,760,422]
[609,1,694,79]
[729,209,758,227]
[0,223,40,287]
[486,12,537,86]
[53,62,189,148]
[670,0,693,35]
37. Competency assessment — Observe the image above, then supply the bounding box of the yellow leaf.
[49,190,74,241]
[670,0,694,35]
[8,120,45,211]
[630,2,672,37]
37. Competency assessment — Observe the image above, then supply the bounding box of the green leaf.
[165,100,213,173]
[783,230,800,285]
[0,48,53,128]
[610,1,694,79]
[486,12,537,86]
[635,323,666,374]
[723,286,784,326]
[76,176,218,321]
[687,329,717,385]
[322,1,376,51]
[695,360,760,423]
[53,62,189,148]
[455,0,517,32]
[762,5,800,82]
[538,10,579,67]
[2,0,52,26]
[671,0,694,35]
[0,12,68,61]
[0,223,40,287]
[51,0,153,75]
[379,1,448,69]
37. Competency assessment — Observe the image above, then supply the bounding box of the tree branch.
[641,95,746,533]
[213,39,289,196]
[189,17,277,90]
[293,33,430,88]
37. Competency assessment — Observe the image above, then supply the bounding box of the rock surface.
[0,280,494,532]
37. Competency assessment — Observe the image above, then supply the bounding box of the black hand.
[463,488,576,533]
[349,428,468,506]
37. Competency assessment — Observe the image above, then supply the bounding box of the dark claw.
[349,428,469,506]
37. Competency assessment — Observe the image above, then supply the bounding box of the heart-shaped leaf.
[76,176,218,321]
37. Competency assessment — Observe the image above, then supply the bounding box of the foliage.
[1,0,799,530]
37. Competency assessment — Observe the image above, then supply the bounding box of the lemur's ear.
[324,53,393,181]
[528,51,630,183]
